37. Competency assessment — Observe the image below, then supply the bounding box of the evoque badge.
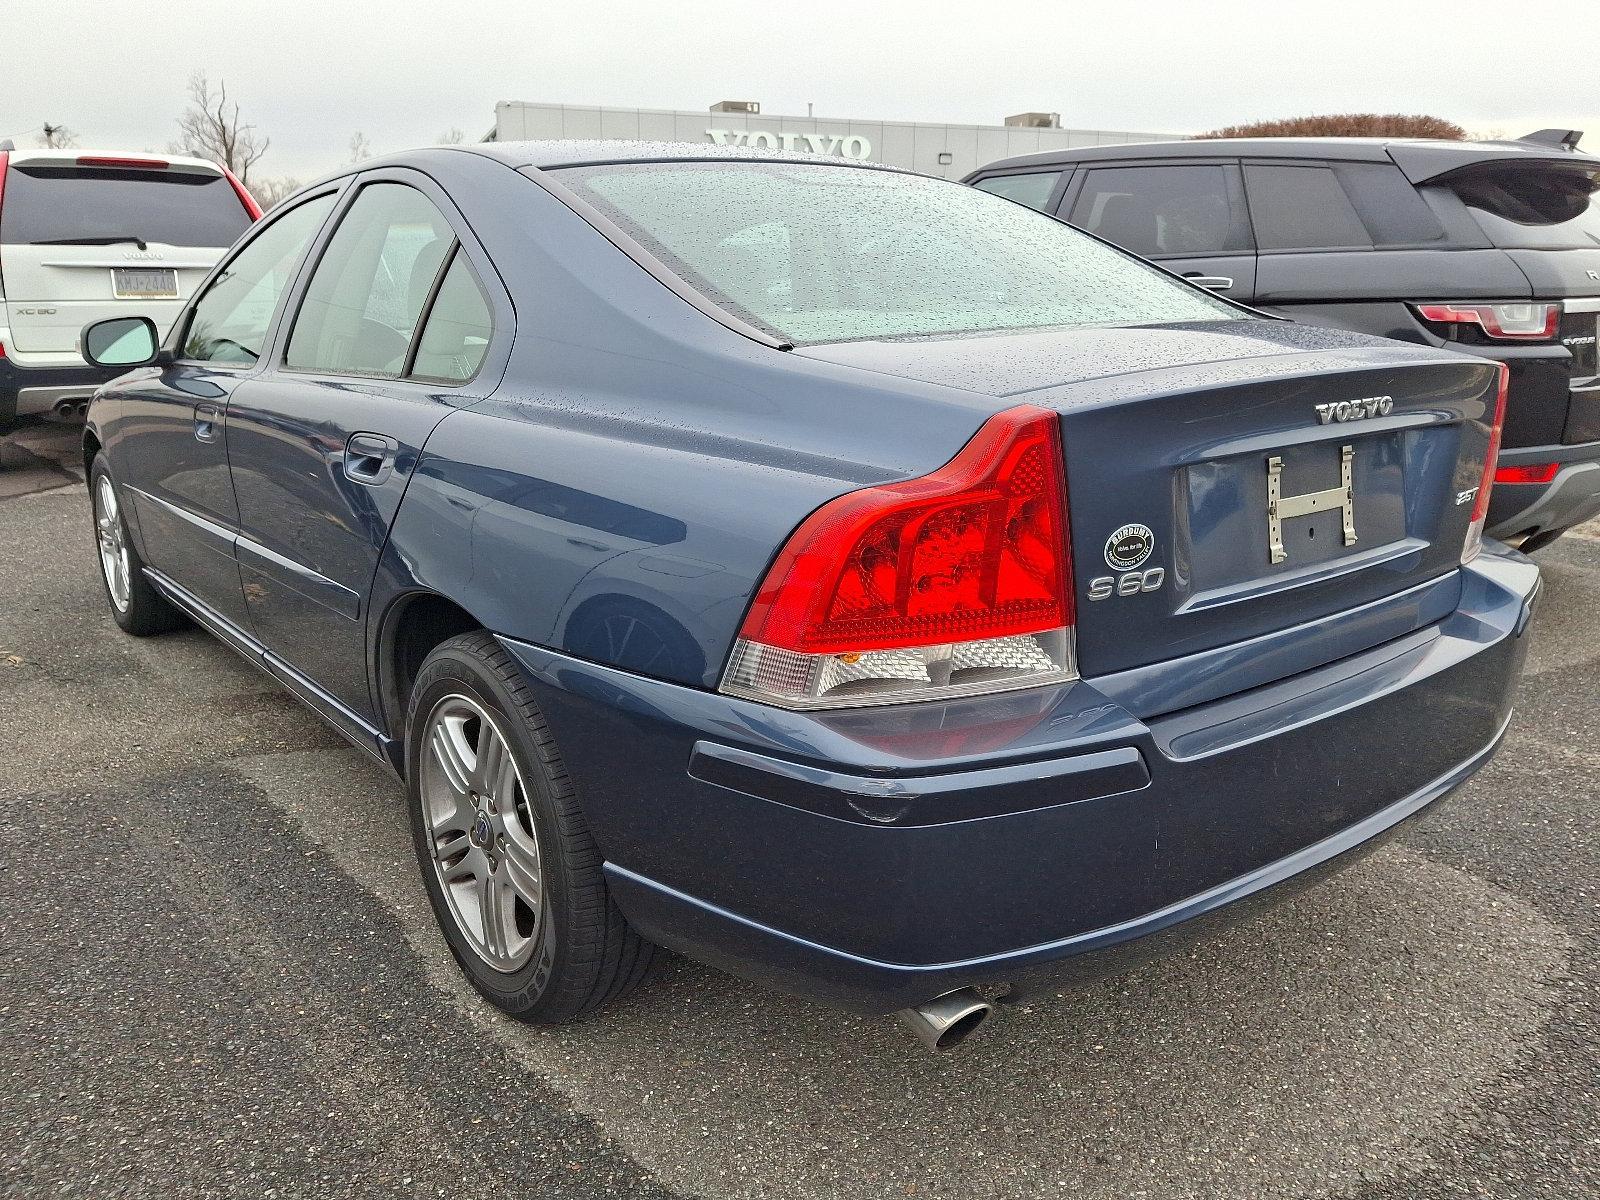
[1315,395,1393,425]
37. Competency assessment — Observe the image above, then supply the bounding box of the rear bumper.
[0,356,122,421]
[500,549,1540,1014]
[1488,439,1600,540]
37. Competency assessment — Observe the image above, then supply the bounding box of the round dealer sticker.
[1104,523,1155,571]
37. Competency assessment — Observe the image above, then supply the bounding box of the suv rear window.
[0,165,252,248]
[559,162,1244,345]
[1445,164,1600,249]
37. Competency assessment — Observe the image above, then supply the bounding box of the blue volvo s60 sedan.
[78,142,1539,1051]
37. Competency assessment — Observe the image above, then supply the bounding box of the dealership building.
[491,100,1183,180]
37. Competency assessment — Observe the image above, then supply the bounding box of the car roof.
[0,147,227,174]
[969,135,1600,184]
[466,138,908,173]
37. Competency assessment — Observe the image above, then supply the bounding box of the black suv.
[966,132,1600,549]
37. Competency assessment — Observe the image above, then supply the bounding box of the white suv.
[0,146,259,426]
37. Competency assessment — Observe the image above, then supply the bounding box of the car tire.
[88,455,187,636]
[405,630,658,1023]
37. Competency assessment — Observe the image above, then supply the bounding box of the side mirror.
[80,316,163,369]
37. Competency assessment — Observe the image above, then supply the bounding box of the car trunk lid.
[801,323,1499,682]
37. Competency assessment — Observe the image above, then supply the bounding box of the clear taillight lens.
[722,406,1076,709]
[1415,302,1560,341]
[1463,363,1510,564]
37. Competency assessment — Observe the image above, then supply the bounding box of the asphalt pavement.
[2,420,1596,1199]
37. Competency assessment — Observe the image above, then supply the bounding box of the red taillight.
[1463,363,1510,563]
[1495,462,1560,485]
[222,167,264,220]
[76,155,171,170]
[723,406,1076,708]
[0,149,9,222]
[1415,302,1560,341]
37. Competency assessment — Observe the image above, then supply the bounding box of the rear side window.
[1334,163,1446,245]
[1244,162,1446,250]
[0,165,252,248]
[287,183,455,378]
[1068,165,1249,257]
[1244,165,1371,250]
[1445,165,1600,249]
[409,251,493,383]
[971,171,1062,212]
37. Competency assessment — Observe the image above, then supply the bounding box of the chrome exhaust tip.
[896,988,993,1052]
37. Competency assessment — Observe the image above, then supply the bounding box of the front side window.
[971,171,1063,212]
[182,193,336,364]
[1069,165,1249,258]
[286,183,455,377]
[558,162,1244,345]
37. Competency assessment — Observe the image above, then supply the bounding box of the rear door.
[224,170,511,725]
[0,155,255,355]
[1061,161,1257,301]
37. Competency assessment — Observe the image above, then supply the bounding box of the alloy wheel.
[94,475,132,613]
[419,694,545,972]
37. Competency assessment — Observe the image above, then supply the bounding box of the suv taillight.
[1415,302,1560,341]
[1463,363,1510,564]
[721,405,1076,709]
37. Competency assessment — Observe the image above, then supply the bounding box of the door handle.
[194,403,222,443]
[343,432,398,485]
[1182,274,1234,291]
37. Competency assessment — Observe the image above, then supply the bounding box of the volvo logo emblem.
[1104,523,1155,571]
[1315,396,1393,425]
[471,812,493,847]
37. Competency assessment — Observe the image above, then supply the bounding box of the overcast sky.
[6,0,1598,182]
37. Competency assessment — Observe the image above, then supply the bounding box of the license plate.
[111,267,177,299]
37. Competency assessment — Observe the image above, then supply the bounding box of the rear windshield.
[0,165,252,249]
[557,161,1245,345]
[1445,164,1600,250]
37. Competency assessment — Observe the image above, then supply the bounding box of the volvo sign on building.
[492,100,1182,179]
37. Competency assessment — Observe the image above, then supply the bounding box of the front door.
[116,191,338,630]
[224,174,504,726]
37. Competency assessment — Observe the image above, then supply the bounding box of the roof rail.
[1519,129,1583,151]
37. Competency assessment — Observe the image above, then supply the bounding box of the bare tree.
[347,131,373,164]
[437,127,465,145]
[39,122,78,148]
[172,72,270,184]
[251,177,302,210]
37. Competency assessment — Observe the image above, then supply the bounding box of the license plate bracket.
[1266,443,1357,564]
[111,267,178,299]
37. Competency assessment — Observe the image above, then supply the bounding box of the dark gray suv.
[966,132,1600,549]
